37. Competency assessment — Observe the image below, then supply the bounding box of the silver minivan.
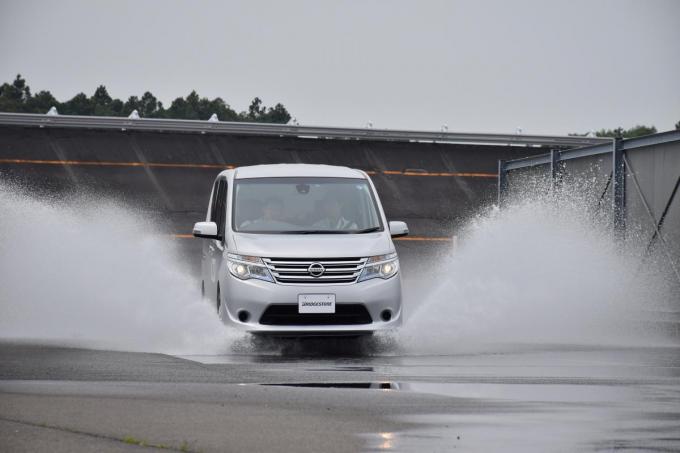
[193,164,408,336]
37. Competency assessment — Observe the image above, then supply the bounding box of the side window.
[209,181,219,222]
[208,179,227,240]
[215,180,228,239]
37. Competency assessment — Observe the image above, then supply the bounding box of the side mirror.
[193,221,220,240]
[389,221,409,238]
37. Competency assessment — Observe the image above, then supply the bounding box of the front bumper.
[220,272,402,334]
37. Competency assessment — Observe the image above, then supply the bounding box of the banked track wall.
[0,123,557,238]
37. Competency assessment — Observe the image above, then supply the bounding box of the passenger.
[313,195,357,230]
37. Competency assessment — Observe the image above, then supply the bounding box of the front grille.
[259,304,373,325]
[262,257,367,285]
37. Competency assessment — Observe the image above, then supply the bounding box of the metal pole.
[498,160,508,206]
[612,137,625,233]
[550,149,560,192]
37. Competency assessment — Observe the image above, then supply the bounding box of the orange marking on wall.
[0,158,233,170]
[0,158,495,178]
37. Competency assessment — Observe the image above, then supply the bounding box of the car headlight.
[358,253,399,282]
[226,253,274,282]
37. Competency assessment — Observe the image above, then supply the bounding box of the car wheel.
[217,285,229,323]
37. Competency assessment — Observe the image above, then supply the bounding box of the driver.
[260,197,283,222]
[313,195,357,230]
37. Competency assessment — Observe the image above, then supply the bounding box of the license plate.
[298,294,336,313]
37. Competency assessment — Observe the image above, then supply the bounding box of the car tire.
[216,284,221,313]
[217,284,229,323]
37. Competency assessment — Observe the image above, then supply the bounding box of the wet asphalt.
[1,340,679,452]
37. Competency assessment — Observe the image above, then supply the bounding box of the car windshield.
[233,177,383,234]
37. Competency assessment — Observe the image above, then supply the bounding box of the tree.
[92,85,112,106]
[595,125,657,139]
[167,96,188,119]
[92,85,114,116]
[139,91,163,117]
[0,74,30,112]
[164,91,241,121]
[123,96,141,115]
[571,124,658,139]
[204,97,238,122]
[62,93,93,115]
[675,120,679,131]
[238,97,291,123]
[0,75,292,123]
[25,90,59,113]
[196,95,239,121]
[245,97,264,120]
[184,90,201,119]
[262,103,291,124]
[110,99,124,116]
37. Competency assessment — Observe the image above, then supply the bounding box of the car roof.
[231,164,366,179]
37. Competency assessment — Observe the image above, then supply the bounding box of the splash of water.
[400,185,676,352]
[0,182,233,354]
[0,180,675,357]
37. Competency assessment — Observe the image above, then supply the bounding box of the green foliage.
[0,74,30,112]
[595,125,657,139]
[26,90,59,113]
[570,124,658,139]
[62,93,93,116]
[0,74,291,124]
[241,97,290,123]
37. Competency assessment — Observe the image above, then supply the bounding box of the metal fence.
[498,130,680,285]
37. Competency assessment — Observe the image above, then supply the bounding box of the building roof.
[233,164,366,179]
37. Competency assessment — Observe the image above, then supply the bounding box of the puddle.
[258,380,642,405]
[262,382,398,390]
[305,366,375,372]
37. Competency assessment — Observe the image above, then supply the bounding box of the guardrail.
[0,112,610,147]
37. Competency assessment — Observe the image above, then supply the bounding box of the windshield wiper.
[279,230,347,234]
[277,227,381,234]
[355,227,381,234]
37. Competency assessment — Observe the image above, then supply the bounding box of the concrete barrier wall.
[0,125,544,238]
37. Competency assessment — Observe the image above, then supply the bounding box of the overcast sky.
[1,0,678,134]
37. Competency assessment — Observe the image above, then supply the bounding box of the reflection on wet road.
[1,341,679,452]
[178,342,680,452]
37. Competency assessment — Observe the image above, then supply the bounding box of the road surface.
[1,340,679,452]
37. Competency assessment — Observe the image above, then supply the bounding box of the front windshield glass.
[233,177,383,234]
